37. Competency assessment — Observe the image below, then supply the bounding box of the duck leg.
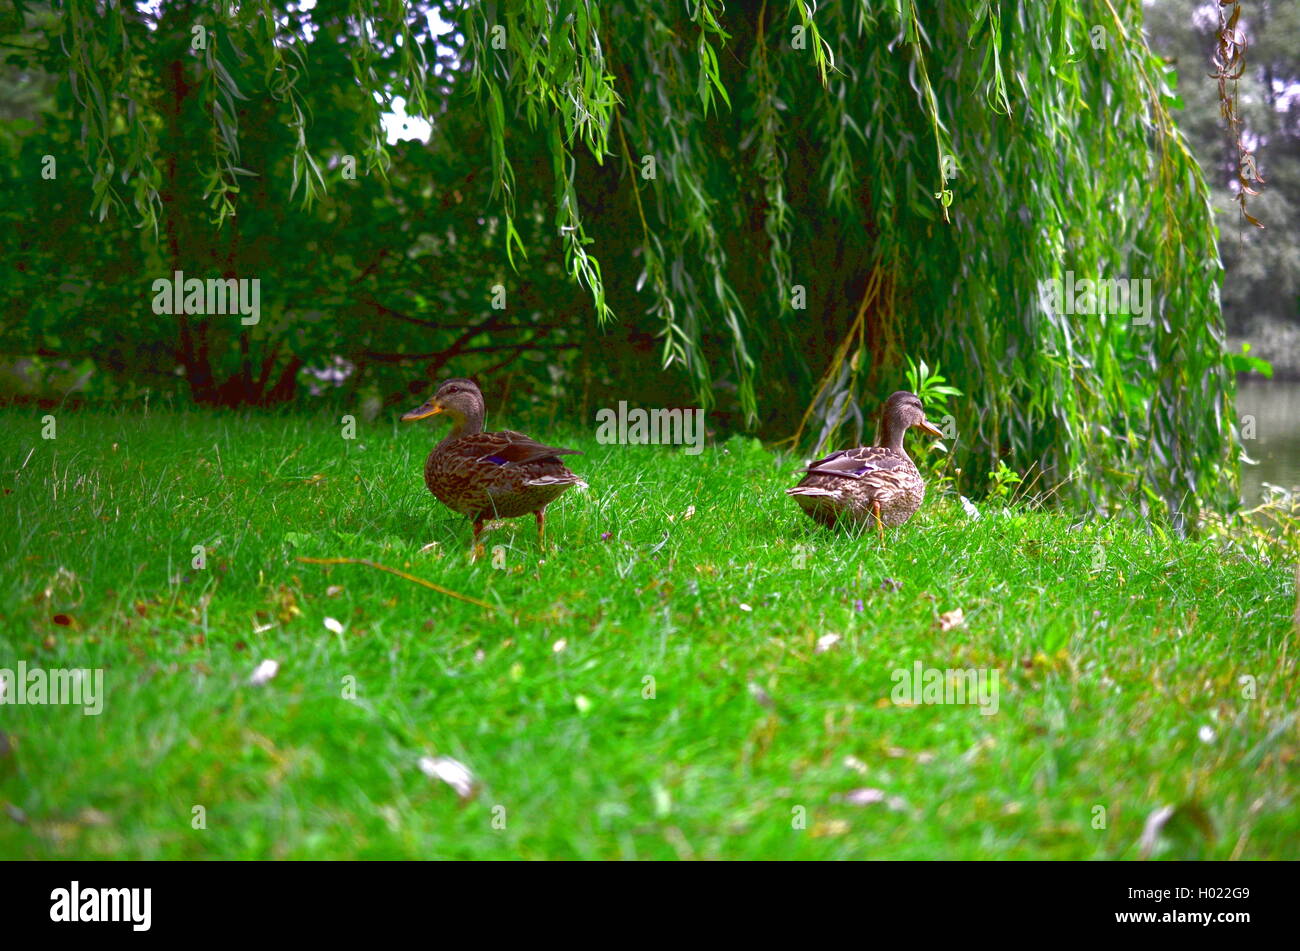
[535,509,546,552]
[872,501,885,547]
[471,517,486,561]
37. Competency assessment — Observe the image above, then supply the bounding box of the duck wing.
[472,431,582,467]
[800,446,908,481]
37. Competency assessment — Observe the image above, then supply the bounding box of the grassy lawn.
[0,408,1295,859]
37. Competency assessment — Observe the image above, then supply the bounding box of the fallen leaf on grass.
[274,585,301,624]
[936,608,965,631]
[840,788,909,811]
[419,756,478,801]
[1138,802,1215,859]
[815,633,842,654]
[77,807,111,827]
[1137,805,1173,859]
[748,682,775,709]
[810,819,850,838]
[961,735,996,763]
[248,660,279,686]
[37,566,82,607]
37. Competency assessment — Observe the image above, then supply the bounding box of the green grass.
[0,408,1296,859]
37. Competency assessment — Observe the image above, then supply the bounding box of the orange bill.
[401,400,443,422]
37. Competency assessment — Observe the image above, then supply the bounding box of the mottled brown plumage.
[786,391,943,541]
[402,379,586,554]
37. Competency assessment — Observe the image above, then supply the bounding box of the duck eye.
[446,386,459,394]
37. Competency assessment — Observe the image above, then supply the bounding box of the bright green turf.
[0,408,1295,859]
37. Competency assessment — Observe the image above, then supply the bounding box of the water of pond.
[1236,379,1300,506]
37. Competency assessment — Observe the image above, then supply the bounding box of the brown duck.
[401,379,586,553]
[786,391,943,541]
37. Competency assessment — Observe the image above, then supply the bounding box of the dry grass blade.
[296,556,498,612]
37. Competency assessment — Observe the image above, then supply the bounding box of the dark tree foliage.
[0,0,1239,523]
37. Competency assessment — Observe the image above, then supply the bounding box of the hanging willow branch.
[1211,0,1266,228]
[36,0,1238,524]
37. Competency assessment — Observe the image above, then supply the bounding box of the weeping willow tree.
[33,0,1237,523]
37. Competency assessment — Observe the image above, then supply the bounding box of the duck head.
[879,390,944,452]
[401,378,486,437]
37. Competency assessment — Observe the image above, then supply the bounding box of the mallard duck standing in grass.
[786,391,943,542]
[402,378,586,555]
